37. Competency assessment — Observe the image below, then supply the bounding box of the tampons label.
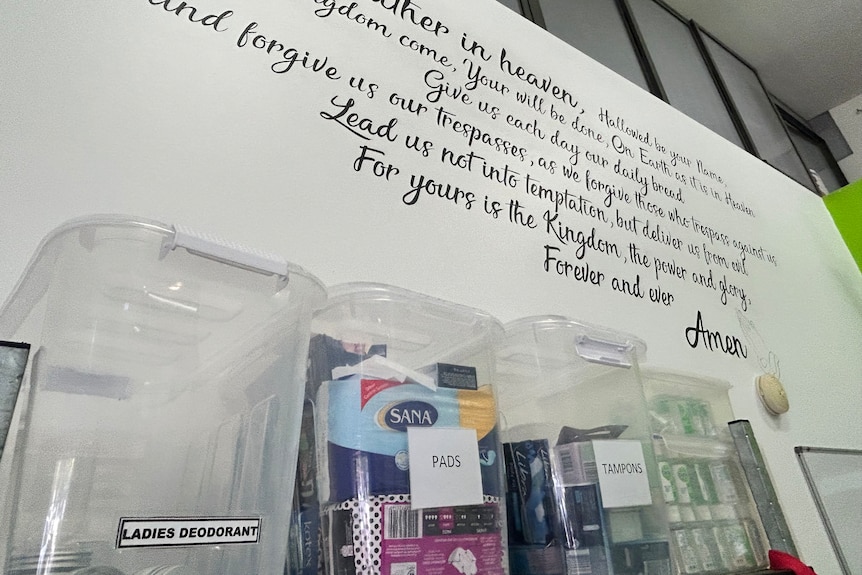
[116,517,261,548]
[592,439,652,508]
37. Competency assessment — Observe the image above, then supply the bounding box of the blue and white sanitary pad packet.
[317,375,502,504]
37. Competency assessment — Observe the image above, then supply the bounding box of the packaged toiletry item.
[642,369,770,574]
[496,317,672,575]
[318,376,500,502]
[305,283,507,575]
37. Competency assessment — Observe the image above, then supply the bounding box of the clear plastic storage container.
[293,283,507,575]
[0,215,326,575]
[494,316,671,575]
[641,369,769,574]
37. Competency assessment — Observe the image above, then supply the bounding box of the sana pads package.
[289,283,508,575]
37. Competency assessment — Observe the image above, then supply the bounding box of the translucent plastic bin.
[641,370,769,574]
[0,215,325,575]
[494,316,671,575]
[294,283,507,575]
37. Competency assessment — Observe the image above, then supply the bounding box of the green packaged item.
[672,463,693,504]
[709,461,740,504]
[659,460,679,504]
[690,527,721,571]
[714,522,756,569]
[692,462,719,505]
[671,529,700,574]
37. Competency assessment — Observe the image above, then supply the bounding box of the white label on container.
[407,427,483,509]
[116,517,261,548]
[592,440,652,508]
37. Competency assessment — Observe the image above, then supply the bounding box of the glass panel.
[627,0,744,147]
[537,0,650,90]
[701,34,812,188]
[797,447,862,575]
[786,122,845,193]
[497,0,524,15]
[809,111,853,161]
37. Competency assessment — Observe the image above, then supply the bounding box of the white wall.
[1,0,861,572]
[830,93,862,182]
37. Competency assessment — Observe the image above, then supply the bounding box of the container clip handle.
[161,225,290,291]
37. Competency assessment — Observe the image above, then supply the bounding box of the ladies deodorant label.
[117,517,261,548]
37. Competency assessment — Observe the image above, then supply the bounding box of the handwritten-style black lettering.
[237,22,341,78]
[145,0,233,31]
[685,310,748,358]
[498,48,578,109]
[365,0,449,36]
[320,95,398,141]
[312,0,393,38]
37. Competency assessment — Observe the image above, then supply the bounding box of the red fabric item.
[769,550,818,575]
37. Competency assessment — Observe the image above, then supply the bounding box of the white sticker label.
[116,517,261,548]
[592,439,653,508]
[407,427,483,509]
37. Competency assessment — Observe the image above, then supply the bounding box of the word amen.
[684,310,748,359]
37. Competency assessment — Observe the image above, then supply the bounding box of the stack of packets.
[287,335,386,575]
[504,426,669,575]
[293,335,506,575]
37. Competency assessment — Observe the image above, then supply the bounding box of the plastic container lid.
[312,282,503,371]
[1,214,325,341]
